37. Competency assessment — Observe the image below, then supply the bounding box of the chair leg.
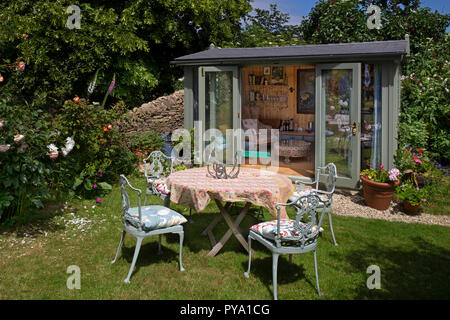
[272,253,279,300]
[143,193,148,207]
[189,208,194,224]
[327,210,338,246]
[124,236,143,283]
[314,249,323,296]
[244,235,252,278]
[178,231,185,272]
[158,234,163,255]
[111,230,126,264]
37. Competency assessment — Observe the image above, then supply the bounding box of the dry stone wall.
[124,90,184,136]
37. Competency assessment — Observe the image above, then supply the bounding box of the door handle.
[351,122,358,136]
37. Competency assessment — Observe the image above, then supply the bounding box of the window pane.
[361,64,382,169]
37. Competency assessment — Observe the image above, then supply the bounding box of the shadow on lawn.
[332,236,450,299]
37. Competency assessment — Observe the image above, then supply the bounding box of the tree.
[0,0,252,108]
[225,3,304,48]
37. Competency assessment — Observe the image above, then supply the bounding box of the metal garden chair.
[111,175,186,283]
[244,194,326,299]
[143,150,174,208]
[290,163,338,246]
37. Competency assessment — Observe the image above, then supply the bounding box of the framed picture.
[263,66,271,75]
[271,66,284,85]
[297,69,315,114]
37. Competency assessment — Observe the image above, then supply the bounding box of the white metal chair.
[244,194,326,299]
[290,163,338,246]
[143,150,174,208]
[111,175,186,283]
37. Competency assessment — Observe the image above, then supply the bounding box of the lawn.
[0,176,449,300]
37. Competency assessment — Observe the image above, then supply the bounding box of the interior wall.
[241,65,315,129]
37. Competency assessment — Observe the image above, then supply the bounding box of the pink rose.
[0,144,10,152]
[16,61,25,71]
[13,134,25,143]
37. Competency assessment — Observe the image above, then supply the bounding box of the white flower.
[47,144,58,153]
[0,119,3,129]
[0,144,10,152]
[13,134,25,143]
[61,137,75,157]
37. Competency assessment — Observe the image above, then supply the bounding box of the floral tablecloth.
[166,167,294,218]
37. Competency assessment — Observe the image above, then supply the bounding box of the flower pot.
[360,175,400,210]
[403,200,420,215]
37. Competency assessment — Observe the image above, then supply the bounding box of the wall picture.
[297,69,315,114]
[263,66,271,75]
[270,66,284,85]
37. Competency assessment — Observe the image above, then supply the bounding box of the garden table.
[166,167,294,256]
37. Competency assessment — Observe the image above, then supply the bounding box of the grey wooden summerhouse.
[172,38,409,189]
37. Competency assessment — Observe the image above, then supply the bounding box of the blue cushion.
[126,205,187,231]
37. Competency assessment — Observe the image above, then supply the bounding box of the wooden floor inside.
[242,155,315,178]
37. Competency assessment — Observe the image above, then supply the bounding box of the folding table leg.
[206,201,250,257]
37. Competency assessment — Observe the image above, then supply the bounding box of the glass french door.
[198,66,240,165]
[316,63,361,188]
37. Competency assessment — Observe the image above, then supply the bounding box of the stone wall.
[124,90,184,136]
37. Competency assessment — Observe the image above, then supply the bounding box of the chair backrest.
[275,194,324,248]
[143,150,174,180]
[314,163,337,194]
[119,174,142,225]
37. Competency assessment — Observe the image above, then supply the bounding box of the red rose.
[73,96,80,103]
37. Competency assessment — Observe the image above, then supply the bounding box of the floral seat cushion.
[250,219,323,241]
[147,178,170,195]
[126,205,187,232]
[289,189,329,204]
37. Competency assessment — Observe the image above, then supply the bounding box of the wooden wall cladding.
[241,65,315,130]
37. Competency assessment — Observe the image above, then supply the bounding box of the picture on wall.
[270,66,284,85]
[263,66,271,75]
[297,69,315,114]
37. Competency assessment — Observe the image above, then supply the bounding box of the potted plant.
[360,166,400,210]
[395,182,428,215]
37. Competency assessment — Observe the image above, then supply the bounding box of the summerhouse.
[172,38,410,188]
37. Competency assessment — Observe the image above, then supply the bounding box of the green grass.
[0,176,449,300]
[422,176,450,215]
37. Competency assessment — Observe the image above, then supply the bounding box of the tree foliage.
[0,0,252,108]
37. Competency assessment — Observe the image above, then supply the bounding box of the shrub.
[49,99,136,198]
[0,100,52,222]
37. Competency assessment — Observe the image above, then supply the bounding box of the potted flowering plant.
[360,165,401,210]
[395,182,428,215]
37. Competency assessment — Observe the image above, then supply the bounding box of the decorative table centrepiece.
[206,154,240,179]
[360,166,400,210]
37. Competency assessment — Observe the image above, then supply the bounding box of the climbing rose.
[16,61,25,71]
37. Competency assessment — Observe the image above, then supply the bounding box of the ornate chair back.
[143,150,174,180]
[274,194,324,249]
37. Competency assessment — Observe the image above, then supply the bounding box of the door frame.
[315,63,361,189]
[198,66,240,164]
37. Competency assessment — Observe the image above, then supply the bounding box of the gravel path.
[331,191,450,227]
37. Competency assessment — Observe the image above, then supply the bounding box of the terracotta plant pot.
[360,175,400,210]
[403,200,420,215]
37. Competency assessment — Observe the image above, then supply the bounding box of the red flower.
[380,165,384,169]
[418,149,423,153]
[73,96,80,103]
[103,127,108,132]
